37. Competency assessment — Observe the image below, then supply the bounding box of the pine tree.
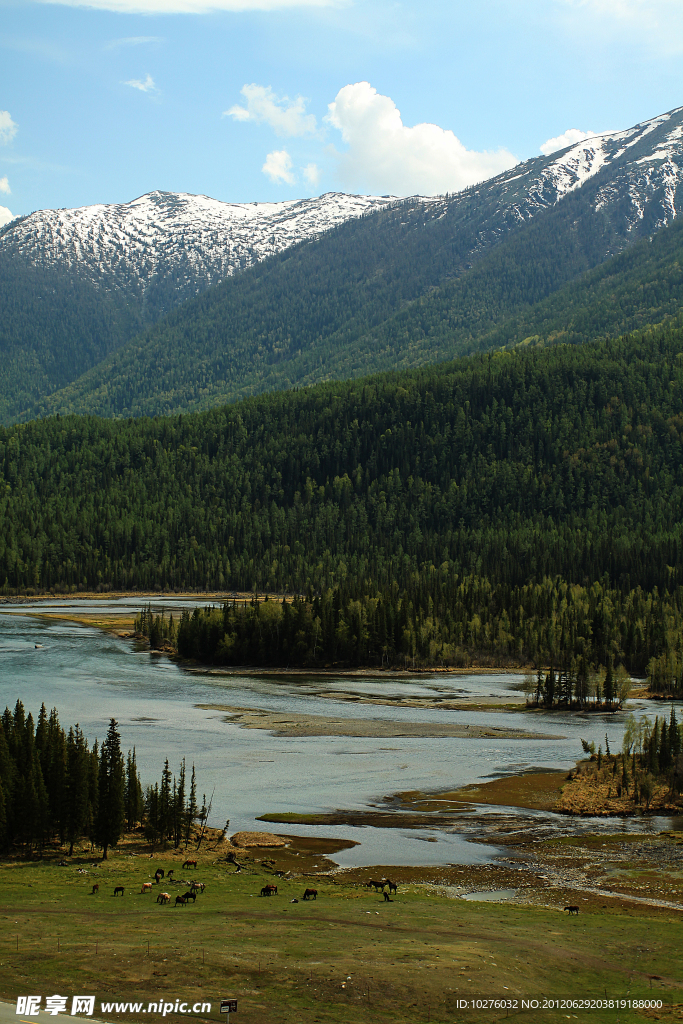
[95,719,125,859]
[125,748,144,830]
[185,764,197,848]
[65,726,90,857]
[604,658,614,706]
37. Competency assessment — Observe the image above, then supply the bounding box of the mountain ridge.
[3,102,683,422]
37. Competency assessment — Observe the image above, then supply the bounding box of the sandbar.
[196,703,563,739]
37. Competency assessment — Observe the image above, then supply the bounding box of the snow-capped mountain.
[2,104,682,304]
[3,102,683,427]
[497,105,683,230]
[0,190,395,297]
[403,104,683,259]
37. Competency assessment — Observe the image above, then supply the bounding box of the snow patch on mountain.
[0,190,396,294]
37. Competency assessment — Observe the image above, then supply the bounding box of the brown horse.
[385,880,397,894]
[175,895,187,907]
[157,892,171,904]
[91,883,99,895]
[303,888,317,900]
[183,860,197,869]
[113,886,124,896]
[564,906,579,915]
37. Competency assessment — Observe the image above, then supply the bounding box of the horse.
[385,880,397,894]
[190,881,205,893]
[167,869,174,880]
[157,892,171,904]
[113,886,124,896]
[564,906,579,915]
[183,859,197,869]
[182,891,197,903]
[141,882,153,893]
[91,884,99,895]
[263,884,277,896]
[260,886,272,897]
[303,888,317,900]
[154,869,164,883]
[175,895,187,907]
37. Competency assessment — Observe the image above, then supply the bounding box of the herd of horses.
[90,870,581,914]
[365,878,398,901]
[98,872,206,905]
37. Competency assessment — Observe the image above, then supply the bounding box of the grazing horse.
[260,885,277,897]
[365,879,383,890]
[302,888,317,900]
[182,891,197,903]
[154,869,164,883]
[157,892,171,904]
[141,882,153,894]
[564,906,579,915]
[167,869,174,880]
[385,880,397,894]
[91,884,99,895]
[175,895,188,907]
[190,881,205,893]
[183,860,197,869]
[113,886,124,896]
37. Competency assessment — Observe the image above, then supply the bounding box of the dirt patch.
[230,832,287,849]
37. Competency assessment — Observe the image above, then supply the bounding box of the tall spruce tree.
[65,726,90,856]
[95,719,125,859]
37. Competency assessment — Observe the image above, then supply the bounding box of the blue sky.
[1,0,682,220]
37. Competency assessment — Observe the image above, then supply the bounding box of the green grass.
[0,848,680,1024]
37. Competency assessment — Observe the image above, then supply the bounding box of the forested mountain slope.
[0,192,392,422]
[43,154,683,420]
[5,103,683,422]
[3,328,683,676]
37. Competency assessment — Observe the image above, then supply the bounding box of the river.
[0,598,672,867]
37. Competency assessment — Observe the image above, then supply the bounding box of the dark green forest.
[0,702,203,855]
[3,329,683,683]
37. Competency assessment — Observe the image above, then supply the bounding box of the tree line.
[0,702,203,856]
[171,573,683,690]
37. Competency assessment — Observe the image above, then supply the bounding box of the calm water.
[0,601,671,867]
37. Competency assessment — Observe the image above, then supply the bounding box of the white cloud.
[39,0,331,11]
[0,206,14,228]
[124,74,157,93]
[226,85,317,138]
[0,177,10,195]
[262,149,295,185]
[540,128,602,156]
[303,162,320,187]
[0,111,18,145]
[325,82,517,197]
